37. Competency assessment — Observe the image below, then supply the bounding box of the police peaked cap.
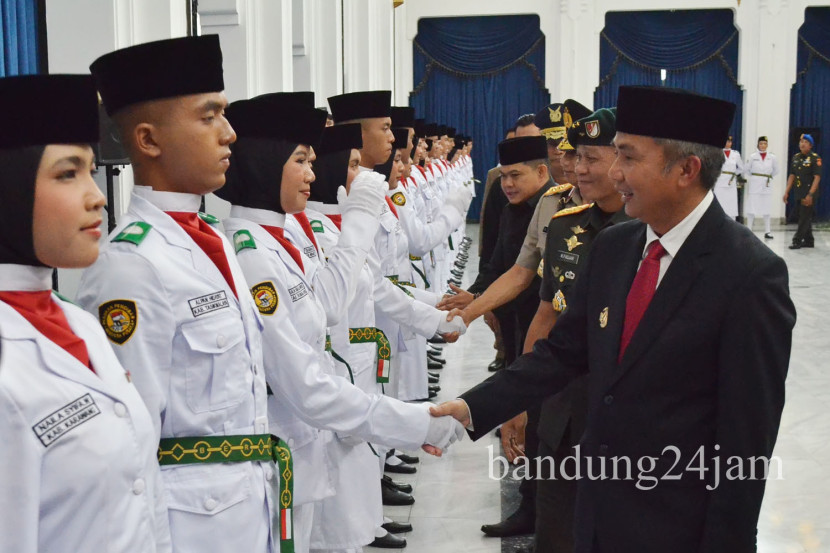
[567,108,617,148]
[391,106,416,128]
[615,86,735,148]
[91,35,224,116]
[226,94,327,146]
[0,75,99,149]
[498,136,548,165]
[317,123,363,155]
[328,91,391,122]
[535,99,592,143]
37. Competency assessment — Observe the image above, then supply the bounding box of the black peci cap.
[317,123,363,155]
[226,94,327,146]
[391,106,415,128]
[328,91,391,122]
[392,128,410,149]
[499,136,548,165]
[0,75,99,149]
[615,86,735,148]
[91,35,224,116]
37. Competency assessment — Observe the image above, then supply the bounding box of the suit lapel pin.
[599,307,609,328]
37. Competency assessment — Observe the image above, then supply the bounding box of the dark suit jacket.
[461,199,795,553]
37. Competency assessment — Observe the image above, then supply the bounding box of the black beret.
[391,106,415,128]
[424,123,439,137]
[568,108,617,148]
[226,94,326,146]
[317,123,363,155]
[535,99,592,143]
[91,35,224,116]
[328,91,391,122]
[0,75,99,149]
[392,128,410,150]
[616,86,735,148]
[499,136,548,165]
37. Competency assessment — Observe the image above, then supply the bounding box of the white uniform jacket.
[0,265,171,553]
[389,180,462,258]
[76,187,276,553]
[221,208,433,451]
[744,151,779,196]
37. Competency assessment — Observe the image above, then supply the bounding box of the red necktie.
[618,241,667,361]
[167,212,238,298]
[761,153,767,162]
[293,212,320,251]
[385,196,399,219]
[0,290,93,371]
[325,214,342,230]
[261,225,304,272]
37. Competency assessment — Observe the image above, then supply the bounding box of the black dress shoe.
[428,375,439,384]
[789,243,802,250]
[448,279,461,287]
[764,233,774,239]
[381,479,415,505]
[429,384,441,393]
[428,389,438,399]
[426,353,446,364]
[396,452,420,464]
[385,461,417,474]
[428,360,443,370]
[382,474,413,493]
[480,509,535,537]
[369,532,407,548]
[487,358,505,372]
[803,241,815,248]
[428,335,446,344]
[428,371,440,379]
[382,521,413,534]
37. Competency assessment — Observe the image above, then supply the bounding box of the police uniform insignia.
[391,192,406,206]
[543,183,573,197]
[599,307,609,328]
[550,203,592,220]
[552,290,567,313]
[112,221,152,245]
[310,219,325,233]
[565,235,583,251]
[549,105,562,123]
[553,266,562,278]
[585,120,600,138]
[565,271,575,280]
[251,281,279,315]
[99,299,138,345]
[570,225,586,235]
[198,212,220,224]
[233,230,257,253]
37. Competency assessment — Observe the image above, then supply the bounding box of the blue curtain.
[789,7,830,221]
[410,15,550,221]
[595,10,744,152]
[1,0,40,77]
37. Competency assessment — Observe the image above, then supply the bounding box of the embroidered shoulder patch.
[251,281,279,315]
[198,212,220,224]
[112,222,152,246]
[233,230,257,254]
[551,203,592,220]
[391,191,407,206]
[98,299,138,345]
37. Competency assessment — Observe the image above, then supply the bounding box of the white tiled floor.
[383,223,830,553]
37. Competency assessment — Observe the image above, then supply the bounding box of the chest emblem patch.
[570,225,586,235]
[251,281,279,316]
[99,299,138,345]
[565,235,583,251]
[391,191,407,206]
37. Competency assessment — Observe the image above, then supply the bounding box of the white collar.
[0,264,54,291]
[132,185,202,212]
[644,191,714,260]
[229,205,286,227]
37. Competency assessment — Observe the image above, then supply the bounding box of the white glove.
[424,408,466,451]
[445,185,473,217]
[437,315,467,336]
[337,170,387,218]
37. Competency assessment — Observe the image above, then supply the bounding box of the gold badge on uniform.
[548,105,562,123]
[99,299,138,345]
[391,192,407,206]
[565,235,583,251]
[585,120,600,139]
[599,307,609,328]
[251,281,279,316]
[570,225,586,235]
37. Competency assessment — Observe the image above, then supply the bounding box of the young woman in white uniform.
[0,75,171,553]
[743,136,780,238]
[714,135,744,218]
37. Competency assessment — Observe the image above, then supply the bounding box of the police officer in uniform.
[535,108,630,552]
[784,133,822,249]
[0,74,171,553]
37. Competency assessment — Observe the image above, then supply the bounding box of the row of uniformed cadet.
[0,36,468,553]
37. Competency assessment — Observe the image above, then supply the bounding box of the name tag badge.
[33,394,101,447]
[303,245,317,259]
[289,282,309,302]
[557,250,579,265]
[188,291,230,317]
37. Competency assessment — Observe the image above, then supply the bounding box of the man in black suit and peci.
[432,86,796,553]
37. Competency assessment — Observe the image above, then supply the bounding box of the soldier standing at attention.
[784,133,821,249]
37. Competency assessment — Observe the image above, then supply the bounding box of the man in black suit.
[432,86,796,553]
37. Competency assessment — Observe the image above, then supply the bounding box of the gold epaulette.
[543,183,574,197]
[550,202,593,220]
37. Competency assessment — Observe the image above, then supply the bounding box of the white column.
[310,0,344,105]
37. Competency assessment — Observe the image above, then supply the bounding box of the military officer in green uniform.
[535,108,631,552]
[784,133,821,249]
